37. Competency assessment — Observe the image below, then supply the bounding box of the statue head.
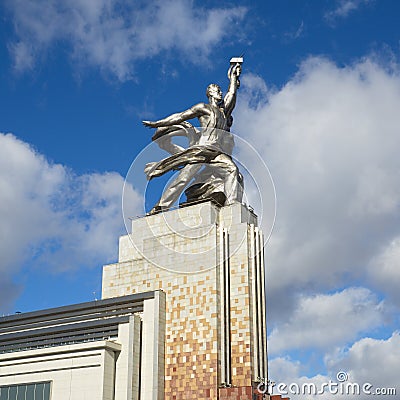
[206,84,222,102]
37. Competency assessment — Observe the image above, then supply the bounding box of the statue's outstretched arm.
[224,64,241,117]
[143,103,208,128]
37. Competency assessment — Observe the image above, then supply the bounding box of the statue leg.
[152,164,202,212]
[211,154,242,205]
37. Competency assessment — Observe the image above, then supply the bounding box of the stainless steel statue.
[143,57,244,214]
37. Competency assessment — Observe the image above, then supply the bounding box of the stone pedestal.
[102,201,268,400]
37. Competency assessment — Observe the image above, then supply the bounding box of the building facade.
[0,291,165,400]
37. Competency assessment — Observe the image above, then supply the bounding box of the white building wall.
[141,291,166,400]
[114,315,141,400]
[0,292,166,400]
[0,341,120,400]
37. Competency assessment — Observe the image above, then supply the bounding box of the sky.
[0,0,400,398]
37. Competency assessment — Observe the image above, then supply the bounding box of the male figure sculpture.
[143,59,243,214]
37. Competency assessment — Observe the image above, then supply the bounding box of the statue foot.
[147,205,168,215]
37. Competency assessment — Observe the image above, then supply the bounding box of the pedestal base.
[102,202,268,400]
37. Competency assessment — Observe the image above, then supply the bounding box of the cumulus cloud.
[269,333,400,399]
[326,332,400,393]
[368,238,400,306]
[0,133,141,311]
[234,56,400,398]
[269,356,303,383]
[268,288,385,354]
[269,357,334,399]
[235,58,400,323]
[6,0,247,79]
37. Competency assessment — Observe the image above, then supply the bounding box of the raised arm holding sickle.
[143,60,243,214]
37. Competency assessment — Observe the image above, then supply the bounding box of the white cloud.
[6,0,247,79]
[235,58,400,396]
[269,332,400,399]
[0,133,142,311]
[235,58,400,322]
[368,237,400,306]
[269,357,333,399]
[268,288,384,354]
[284,21,305,41]
[325,0,371,22]
[269,356,302,383]
[326,332,400,398]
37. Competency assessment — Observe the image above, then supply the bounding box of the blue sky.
[1,0,400,397]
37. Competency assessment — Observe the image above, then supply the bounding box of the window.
[0,382,51,400]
